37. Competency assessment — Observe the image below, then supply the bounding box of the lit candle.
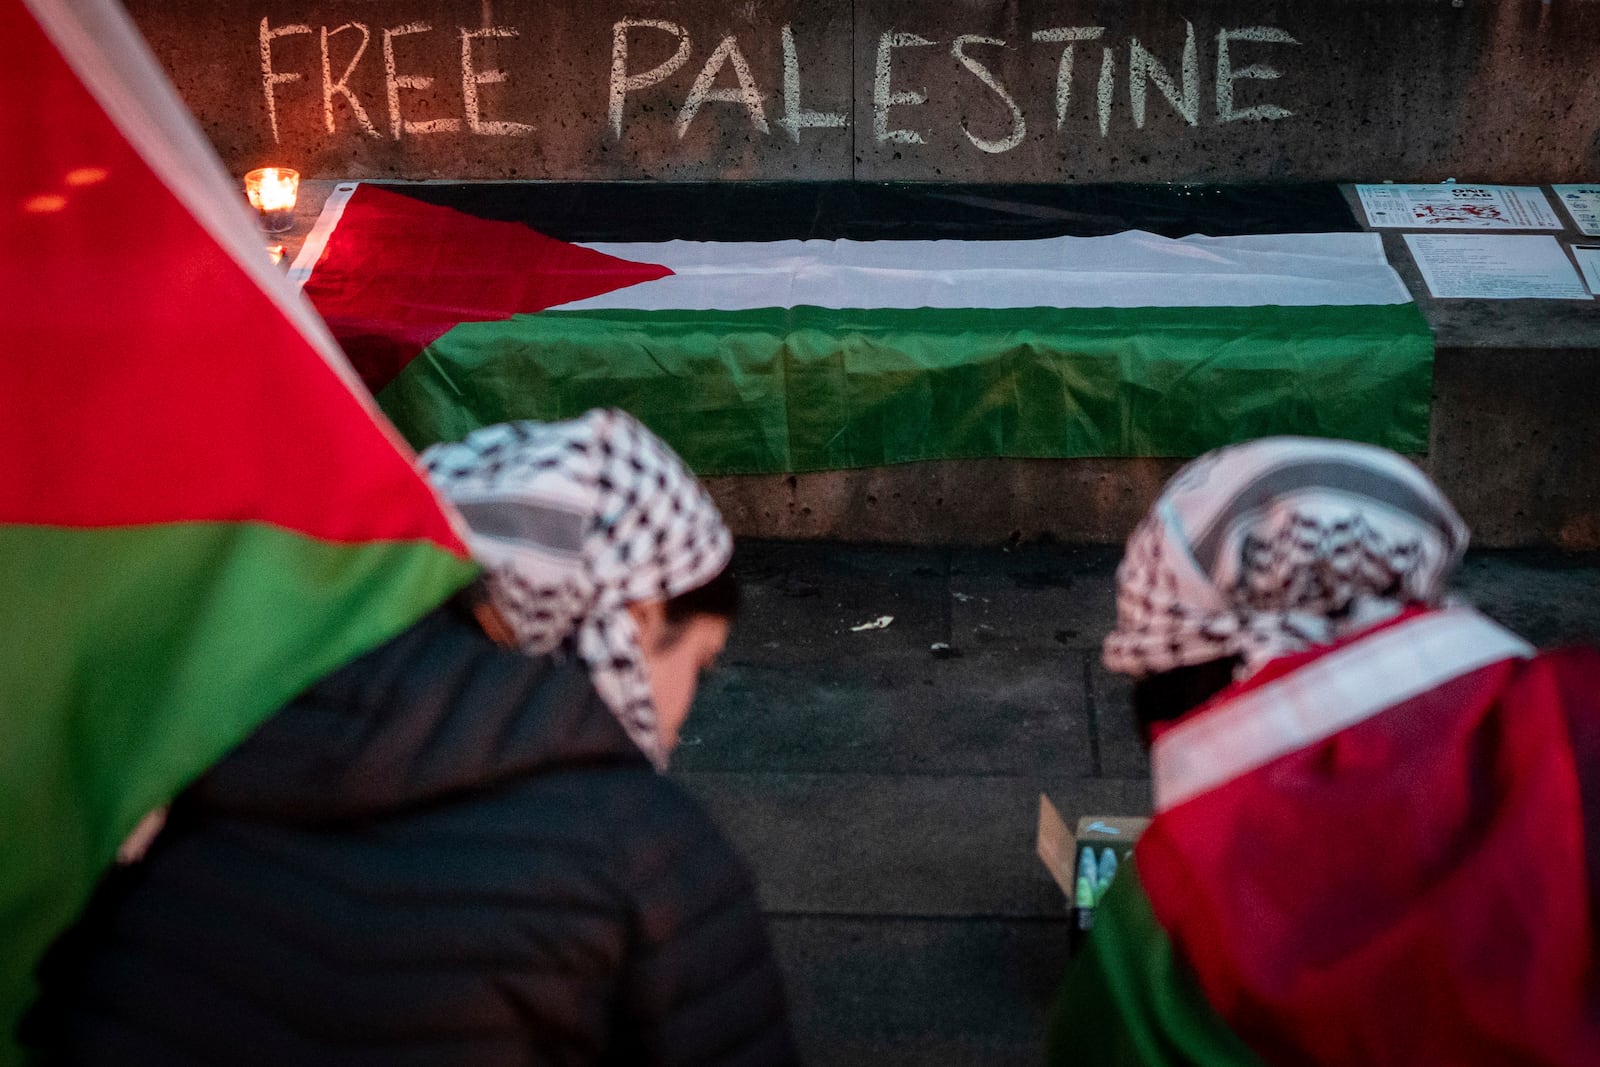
[244,167,299,234]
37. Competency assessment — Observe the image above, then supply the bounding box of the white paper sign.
[1358,184,1561,230]
[1553,185,1600,237]
[1573,246,1600,297]
[1403,234,1589,299]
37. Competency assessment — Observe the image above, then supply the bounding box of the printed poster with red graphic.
[1357,183,1562,229]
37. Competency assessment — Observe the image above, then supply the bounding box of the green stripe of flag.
[377,303,1433,473]
[0,521,475,1039]
[1045,860,1265,1066]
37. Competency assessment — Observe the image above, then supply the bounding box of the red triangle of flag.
[301,185,673,393]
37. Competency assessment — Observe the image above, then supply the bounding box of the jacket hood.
[189,609,646,823]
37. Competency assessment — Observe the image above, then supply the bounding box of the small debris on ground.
[775,576,821,598]
[850,615,895,632]
[929,642,963,660]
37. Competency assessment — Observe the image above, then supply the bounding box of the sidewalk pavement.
[673,539,1600,1066]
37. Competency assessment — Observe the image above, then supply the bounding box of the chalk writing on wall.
[258,16,1302,150]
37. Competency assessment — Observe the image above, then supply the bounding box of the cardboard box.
[1036,795,1150,932]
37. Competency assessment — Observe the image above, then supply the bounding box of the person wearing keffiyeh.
[1049,436,1600,1067]
[26,411,796,1066]
[421,408,735,770]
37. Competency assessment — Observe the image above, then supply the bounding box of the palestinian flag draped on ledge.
[0,0,474,1053]
[295,181,1433,474]
[1048,607,1600,1066]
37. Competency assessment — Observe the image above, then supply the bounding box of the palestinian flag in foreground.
[295,182,1434,474]
[1049,607,1600,1066]
[0,0,474,1054]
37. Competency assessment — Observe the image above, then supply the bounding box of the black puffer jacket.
[27,609,796,1066]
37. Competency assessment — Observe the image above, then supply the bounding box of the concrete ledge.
[704,191,1600,548]
[1428,346,1600,548]
[703,458,1182,546]
[701,337,1600,549]
[279,180,1600,548]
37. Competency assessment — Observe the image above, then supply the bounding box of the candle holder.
[244,167,299,234]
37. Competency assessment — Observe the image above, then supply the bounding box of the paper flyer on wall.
[1553,186,1600,237]
[1357,185,1561,230]
[1403,234,1588,299]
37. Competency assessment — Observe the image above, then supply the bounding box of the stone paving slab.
[768,916,1070,1067]
[947,545,1121,657]
[678,540,1129,779]
[676,652,1093,777]
[677,772,1150,918]
[723,541,953,665]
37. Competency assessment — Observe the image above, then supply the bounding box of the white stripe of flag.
[555,232,1412,312]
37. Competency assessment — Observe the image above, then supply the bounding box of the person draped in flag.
[1048,436,1600,1066]
[26,411,796,1066]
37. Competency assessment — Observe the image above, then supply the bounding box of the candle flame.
[246,168,298,213]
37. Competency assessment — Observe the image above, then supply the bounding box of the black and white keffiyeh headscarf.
[420,410,732,769]
[1103,437,1468,681]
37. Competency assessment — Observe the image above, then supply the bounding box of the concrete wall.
[125,0,1600,184]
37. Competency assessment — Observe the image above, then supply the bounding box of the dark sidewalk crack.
[1083,652,1102,778]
